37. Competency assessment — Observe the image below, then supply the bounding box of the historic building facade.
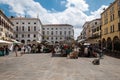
[78,19,101,45]
[0,10,14,41]
[10,17,42,44]
[88,19,101,45]
[42,24,74,44]
[101,0,120,51]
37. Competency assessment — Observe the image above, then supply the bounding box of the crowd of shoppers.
[0,42,104,59]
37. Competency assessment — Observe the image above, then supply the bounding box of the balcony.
[88,35,100,39]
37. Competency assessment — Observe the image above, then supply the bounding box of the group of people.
[51,44,80,59]
[51,43,104,59]
[0,45,10,56]
[0,42,104,59]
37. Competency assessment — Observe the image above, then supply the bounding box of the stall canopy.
[0,40,12,47]
[11,39,22,44]
[83,43,90,45]
[0,40,12,44]
[78,39,85,43]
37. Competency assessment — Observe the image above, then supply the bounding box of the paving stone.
[0,53,120,80]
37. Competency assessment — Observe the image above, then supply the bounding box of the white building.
[10,17,42,44]
[89,19,101,38]
[0,10,14,40]
[43,24,74,44]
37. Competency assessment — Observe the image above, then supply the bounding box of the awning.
[37,41,41,43]
[84,43,90,45]
[0,40,12,44]
[11,39,22,44]
[0,40,12,46]
[78,39,85,43]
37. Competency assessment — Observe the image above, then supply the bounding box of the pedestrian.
[14,44,19,57]
[5,45,9,55]
[51,46,55,57]
[84,46,88,57]
[27,45,31,54]
[21,45,25,55]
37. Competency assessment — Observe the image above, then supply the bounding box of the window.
[51,37,53,40]
[56,37,57,40]
[110,14,114,21]
[47,28,49,30]
[110,25,114,33]
[104,28,108,34]
[47,31,49,34]
[60,31,62,35]
[43,37,44,40]
[28,34,30,38]
[110,6,114,14]
[60,37,62,40]
[69,31,71,35]
[34,26,36,31]
[118,11,120,17]
[22,22,24,24]
[0,28,3,31]
[16,34,18,38]
[43,31,45,35]
[28,22,30,24]
[95,22,97,25]
[112,25,114,32]
[56,31,57,34]
[28,26,30,31]
[0,17,1,25]
[100,25,101,30]
[16,26,18,31]
[16,22,18,24]
[56,28,58,30]
[118,23,120,31]
[22,26,24,31]
[113,14,114,20]
[34,22,36,24]
[51,31,53,35]
[22,34,24,38]
[47,37,49,40]
[51,41,54,43]
[51,28,53,30]
[64,31,66,35]
[34,34,36,38]
[97,27,99,31]
[43,28,45,30]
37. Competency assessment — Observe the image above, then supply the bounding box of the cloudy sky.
[0,0,114,39]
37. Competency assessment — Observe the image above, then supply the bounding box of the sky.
[0,0,114,39]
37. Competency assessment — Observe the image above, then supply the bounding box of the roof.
[0,10,14,26]
[101,0,117,15]
[43,24,73,27]
[10,17,40,20]
[9,17,43,25]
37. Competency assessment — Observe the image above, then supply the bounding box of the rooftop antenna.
[103,8,106,11]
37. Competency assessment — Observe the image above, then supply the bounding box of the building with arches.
[101,0,120,52]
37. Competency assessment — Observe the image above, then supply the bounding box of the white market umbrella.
[0,40,12,44]
[11,39,22,44]
[83,43,90,46]
[0,40,12,47]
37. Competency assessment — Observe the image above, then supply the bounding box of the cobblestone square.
[0,53,120,80]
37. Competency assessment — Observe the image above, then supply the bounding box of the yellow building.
[101,0,120,51]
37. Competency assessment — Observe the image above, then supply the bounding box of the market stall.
[0,40,12,56]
